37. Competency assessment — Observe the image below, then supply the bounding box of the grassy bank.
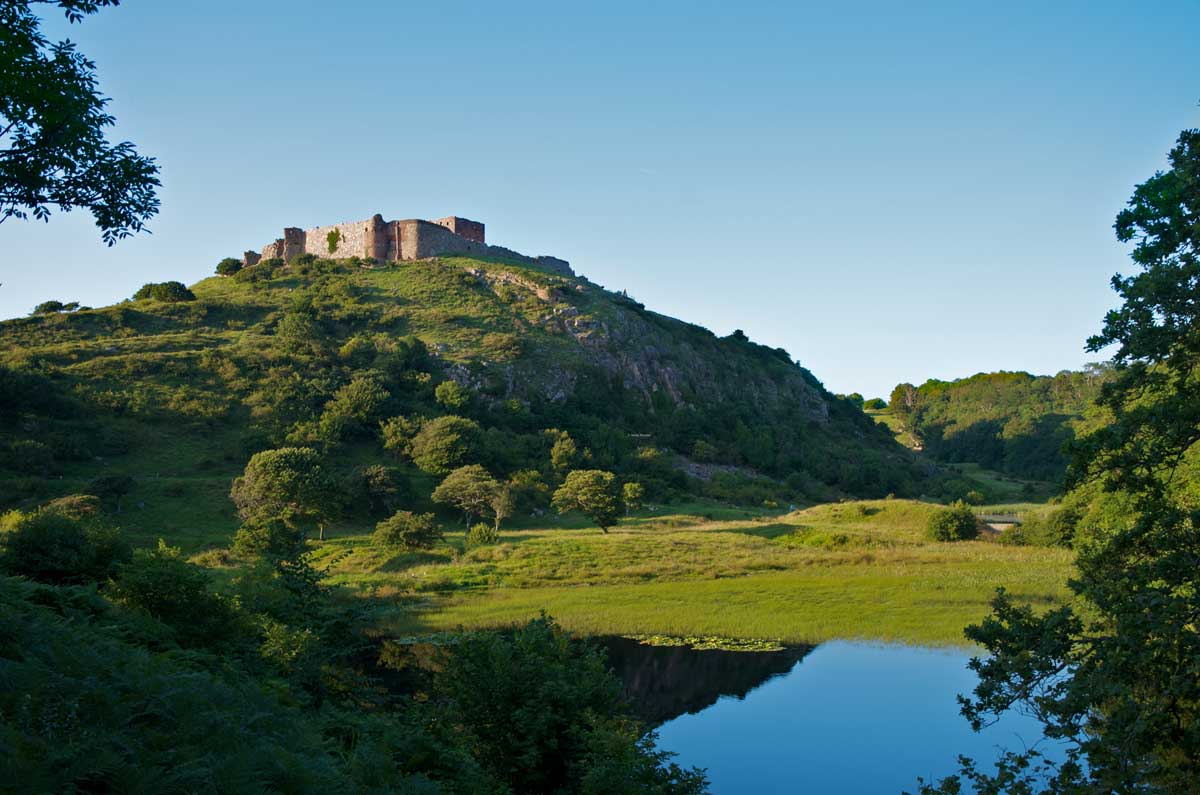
[307,499,1073,647]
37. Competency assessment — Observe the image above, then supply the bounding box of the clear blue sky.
[3,0,1198,399]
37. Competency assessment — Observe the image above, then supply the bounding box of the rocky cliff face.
[461,263,831,423]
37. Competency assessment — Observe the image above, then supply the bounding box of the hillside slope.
[1,253,935,543]
[886,369,1112,482]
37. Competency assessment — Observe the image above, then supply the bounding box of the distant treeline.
[887,367,1112,482]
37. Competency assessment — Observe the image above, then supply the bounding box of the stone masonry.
[242,214,572,277]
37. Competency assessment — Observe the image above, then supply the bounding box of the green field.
[300,498,1073,648]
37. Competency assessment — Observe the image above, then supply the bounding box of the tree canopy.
[1,0,160,243]
[230,447,339,539]
[552,469,623,533]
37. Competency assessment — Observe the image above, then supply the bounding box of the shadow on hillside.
[378,551,446,572]
[722,522,798,540]
[923,413,1075,483]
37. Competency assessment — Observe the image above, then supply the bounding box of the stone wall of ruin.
[246,213,572,277]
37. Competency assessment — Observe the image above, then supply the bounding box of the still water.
[602,638,1057,795]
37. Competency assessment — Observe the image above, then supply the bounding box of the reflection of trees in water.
[600,637,813,725]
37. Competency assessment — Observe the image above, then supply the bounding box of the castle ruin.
[242,214,572,276]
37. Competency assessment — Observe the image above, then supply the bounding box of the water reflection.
[600,636,812,725]
[602,639,1058,795]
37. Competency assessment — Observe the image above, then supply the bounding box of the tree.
[549,430,581,474]
[31,300,64,314]
[373,510,443,551]
[918,129,1200,794]
[435,379,469,409]
[316,372,390,441]
[889,383,919,418]
[356,463,405,517]
[622,482,645,515]
[552,470,622,533]
[274,310,324,355]
[432,464,501,529]
[132,281,195,302]
[216,257,242,276]
[410,415,483,475]
[1,0,160,243]
[230,447,339,541]
[925,501,978,541]
[380,414,421,458]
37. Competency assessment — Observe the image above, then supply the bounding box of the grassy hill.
[0,253,1078,650]
[2,253,937,545]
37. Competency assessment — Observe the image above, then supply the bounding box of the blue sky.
[3,0,1198,399]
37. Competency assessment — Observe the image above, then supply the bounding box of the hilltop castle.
[242,214,573,276]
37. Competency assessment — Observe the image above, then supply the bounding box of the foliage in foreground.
[0,0,160,242]
[0,522,708,793]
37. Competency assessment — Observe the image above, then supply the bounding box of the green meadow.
[301,498,1073,647]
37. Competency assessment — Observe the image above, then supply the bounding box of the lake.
[602,637,1058,794]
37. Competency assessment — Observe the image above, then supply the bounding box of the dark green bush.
[410,415,483,474]
[466,521,498,547]
[232,517,305,557]
[926,501,979,541]
[106,540,243,647]
[32,300,66,314]
[215,257,242,276]
[0,505,130,584]
[374,510,444,550]
[355,463,407,517]
[132,281,196,302]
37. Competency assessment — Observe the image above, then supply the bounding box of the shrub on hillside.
[230,447,340,540]
[0,505,130,584]
[232,258,281,283]
[355,464,406,517]
[274,310,324,355]
[132,281,195,302]
[1,438,56,475]
[315,372,391,441]
[41,494,102,519]
[410,415,483,474]
[31,300,75,314]
[107,540,243,648]
[863,398,887,410]
[435,379,470,409]
[1013,505,1081,548]
[215,257,242,276]
[232,517,305,557]
[374,511,444,551]
[466,522,498,548]
[926,501,979,542]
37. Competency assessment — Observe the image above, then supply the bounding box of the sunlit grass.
[315,499,1074,647]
